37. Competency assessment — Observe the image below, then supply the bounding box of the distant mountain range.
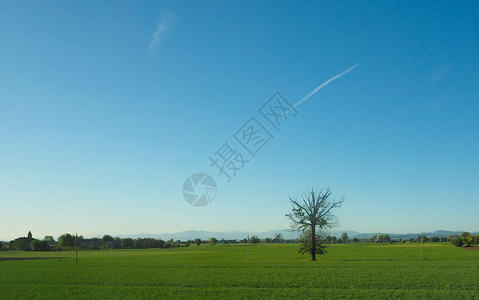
[118,229,479,241]
[343,230,479,240]
[118,229,300,241]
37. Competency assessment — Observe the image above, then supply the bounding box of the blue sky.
[1,1,478,240]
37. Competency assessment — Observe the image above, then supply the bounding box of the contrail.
[293,64,358,108]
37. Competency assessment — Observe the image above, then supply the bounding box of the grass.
[1,243,478,299]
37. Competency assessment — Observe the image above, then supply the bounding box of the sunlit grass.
[1,243,478,299]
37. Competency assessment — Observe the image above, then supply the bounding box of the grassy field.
[1,243,478,299]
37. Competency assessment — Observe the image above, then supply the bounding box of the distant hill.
[117,229,478,241]
[329,230,473,240]
[118,229,300,241]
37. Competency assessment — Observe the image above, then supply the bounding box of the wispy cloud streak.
[294,64,358,108]
[39,133,51,141]
[148,10,178,54]
[429,64,451,83]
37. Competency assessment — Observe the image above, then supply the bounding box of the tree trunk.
[311,225,316,261]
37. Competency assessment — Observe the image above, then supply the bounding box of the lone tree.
[341,232,349,243]
[208,237,218,246]
[273,233,284,244]
[250,235,260,245]
[286,188,343,261]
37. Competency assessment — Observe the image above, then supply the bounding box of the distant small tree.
[273,233,284,244]
[352,237,360,243]
[451,235,464,247]
[103,235,114,242]
[341,232,349,243]
[58,234,76,250]
[250,235,260,245]
[102,235,114,249]
[87,237,102,249]
[120,238,135,249]
[158,239,166,248]
[378,234,390,243]
[462,232,474,247]
[164,239,175,248]
[44,236,56,246]
[30,239,50,251]
[209,237,217,246]
[112,237,121,249]
[0,241,4,250]
[384,234,391,242]
[264,237,272,243]
[194,238,202,247]
[370,235,377,243]
[324,235,332,243]
[416,235,426,243]
[13,237,31,251]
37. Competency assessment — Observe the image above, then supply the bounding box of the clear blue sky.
[1,1,478,240]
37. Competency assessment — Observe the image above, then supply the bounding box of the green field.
[1,243,478,299]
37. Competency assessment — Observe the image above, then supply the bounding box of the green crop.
[1,243,478,299]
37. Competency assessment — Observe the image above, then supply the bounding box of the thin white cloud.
[430,64,451,83]
[294,64,358,108]
[148,10,178,54]
[40,133,51,141]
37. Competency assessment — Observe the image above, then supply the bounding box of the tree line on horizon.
[2,230,477,252]
[0,232,290,251]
